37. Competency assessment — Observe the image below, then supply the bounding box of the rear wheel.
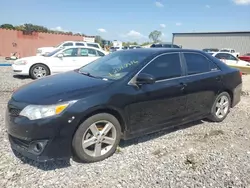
[72,113,121,163]
[208,92,231,122]
[30,64,50,79]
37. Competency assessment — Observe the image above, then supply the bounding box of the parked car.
[238,53,250,62]
[36,41,103,56]
[110,46,123,52]
[6,48,242,163]
[220,48,240,57]
[211,52,250,67]
[128,46,142,49]
[150,42,182,48]
[202,48,219,53]
[12,46,108,79]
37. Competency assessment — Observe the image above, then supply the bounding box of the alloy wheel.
[215,95,230,119]
[33,66,47,78]
[82,120,117,157]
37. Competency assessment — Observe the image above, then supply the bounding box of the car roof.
[122,48,205,54]
[61,41,98,44]
[62,46,104,51]
[213,51,234,55]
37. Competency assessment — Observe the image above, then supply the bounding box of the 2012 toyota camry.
[5,48,242,163]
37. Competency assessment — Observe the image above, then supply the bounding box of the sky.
[0,0,250,43]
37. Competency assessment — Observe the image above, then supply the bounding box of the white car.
[211,52,250,67]
[12,46,108,79]
[219,48,240,57]
[36,41,103,56]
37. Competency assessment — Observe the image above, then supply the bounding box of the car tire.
[72,113,122,163]
[30,64,50,79]
[207,92,231,122]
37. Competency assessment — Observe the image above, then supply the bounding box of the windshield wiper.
[78,70,105,80]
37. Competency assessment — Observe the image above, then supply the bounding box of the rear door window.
[87,43,100,49]
[75,43,85,46]
[183,53,218,75]
[62,42,73,47]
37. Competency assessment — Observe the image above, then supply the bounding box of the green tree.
[0,24,15,29]
[148,30,162,43]
[95,35,103,45]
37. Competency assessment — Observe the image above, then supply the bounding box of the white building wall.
[173,32,250,55]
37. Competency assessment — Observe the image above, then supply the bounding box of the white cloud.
[97,28,107,33]
[233,0,250,5]
[51,26,65,31]
[176,22,182,26]
[160,24,166,28]
[155,1,164,7]
[205,5,211,8]
[126,30,145,38]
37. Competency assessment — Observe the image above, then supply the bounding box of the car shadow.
[12,149,71,171]
[119,120,204,148]
[13,75,31,80]
[12,120,204,171]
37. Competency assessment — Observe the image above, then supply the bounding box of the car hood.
[15,56,46,62]
[12,71,112,105]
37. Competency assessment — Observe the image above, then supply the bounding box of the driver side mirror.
[136,73,156,85]
[57,53,63,58]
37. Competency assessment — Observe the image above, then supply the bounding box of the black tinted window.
[150,44,162,48]
[63,42,73,47]
[97,50,105,56]
[75,43,85,46]
[87,43,99,49]
[184,53,216,75]
[141,53,182,80]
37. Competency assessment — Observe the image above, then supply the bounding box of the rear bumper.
[232,83,242,107]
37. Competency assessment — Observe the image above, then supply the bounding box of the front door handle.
[179,82,187,90]
[215,76,221,81]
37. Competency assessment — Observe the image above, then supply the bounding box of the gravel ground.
[0,67,250,188]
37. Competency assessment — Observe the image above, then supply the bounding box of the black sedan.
[5,48,242,163]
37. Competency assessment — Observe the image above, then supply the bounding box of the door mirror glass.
[136,73,155,84]
[57,53,63,58]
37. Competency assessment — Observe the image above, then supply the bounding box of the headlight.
[19,100,77,120]
[14,60,27,65]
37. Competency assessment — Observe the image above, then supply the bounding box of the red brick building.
[0,29,94,57]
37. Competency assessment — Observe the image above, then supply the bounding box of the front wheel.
[30,64,50,79]
[72,113,121,163]
[207,92,231,122]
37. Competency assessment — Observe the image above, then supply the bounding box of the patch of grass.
[116,146,122,153]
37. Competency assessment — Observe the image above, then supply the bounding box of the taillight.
[239,71,242,77]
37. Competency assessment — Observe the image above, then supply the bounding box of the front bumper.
[12,64,30,76]
[5,100,79,162]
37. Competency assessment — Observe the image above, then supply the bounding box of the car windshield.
[78,50,150,80]
[44,48,61,57]
[54,42,64,48]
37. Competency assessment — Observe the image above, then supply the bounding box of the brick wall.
[0,29,86,57]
